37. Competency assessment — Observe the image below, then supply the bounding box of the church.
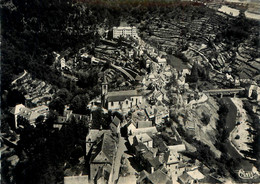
[101,77,143,111]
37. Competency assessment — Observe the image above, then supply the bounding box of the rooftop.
[90,132,116,164]
[107,90,142,102]
[86,129,110,142]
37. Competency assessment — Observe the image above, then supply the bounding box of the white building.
[107,90,143,111]
[101,77,143,111]
[10,104,49,128]
[112,26,137,39]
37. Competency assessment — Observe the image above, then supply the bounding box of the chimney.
[151,167,154,174]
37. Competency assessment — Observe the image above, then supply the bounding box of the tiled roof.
[137,121,153,128]
[187,169,205,180]
[107,90,142,102]
[86,129,110,143]
[90,132,116,164]
[112,116,121,127]
[148,169,172,184]
[135,133,152,143]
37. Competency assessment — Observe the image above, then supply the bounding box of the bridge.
[92,57,137,81]
[110,64,135,81]
[204,88,245,97]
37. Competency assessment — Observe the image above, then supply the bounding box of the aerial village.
[1,1,260,184]
[4,22,259,184]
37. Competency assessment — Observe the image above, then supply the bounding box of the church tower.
[101,75,108,107]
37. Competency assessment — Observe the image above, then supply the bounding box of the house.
[31,105,49,115]
[86,129,110,156]
[156,56,167,67]
[145,106,156,120]
[168,144,186,153]
[95,165,111,184]
[11,104,49,128]
[89,132,117,181]
[64,175,89,184]
[134,133,153,148]
[129,126,158,136]
[110,116,121,134]
[181,69,191,77]
[248,85,260,101]
[154,105,169,125]
[137,169,172,184]
[112,26,137,39]
[178,169,205,184]
[135,120,153,129]
[132,109,148,122]
[141,151,161,173]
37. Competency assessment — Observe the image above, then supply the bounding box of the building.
[11,104,49,128]
[127,123,157,136]
[102,83,143,111]
[134,133,153,148]
[248,85,260,101]
[112,26,137,39]
[137,169,172,184]
[156,56,167,67]
[86,129,111,156]
[64,175,89,184]
[110,116,121,134]
[89,132,117,181]
[178,169,205,184]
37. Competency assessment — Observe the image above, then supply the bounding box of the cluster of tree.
[178,124,240,179]
[200,112,210,126]
[13,116,88,184]
[242,101,260,170]
[186,62,210,83]
[215,100,230,145]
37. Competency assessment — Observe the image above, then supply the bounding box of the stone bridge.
[203,88,245,98]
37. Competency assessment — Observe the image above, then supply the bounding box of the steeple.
[101,75,108,108]
[102,75,108,96]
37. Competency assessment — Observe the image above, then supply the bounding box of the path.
[11,70,27,85]
[109,135,127,184]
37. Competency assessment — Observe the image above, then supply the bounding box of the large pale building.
[101,76,143,111]
[112,26,137,39]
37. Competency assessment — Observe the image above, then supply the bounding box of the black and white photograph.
[1,0,260,183]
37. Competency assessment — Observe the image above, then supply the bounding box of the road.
[11,70,27,85]
[109,135,127,184]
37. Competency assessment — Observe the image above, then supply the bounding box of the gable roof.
[95,165,111,182]
[187,169,205,180]
[168,144,186,153]
[90,132,116,164]
[19,108,41,122]
[137,121,153,128]
[132,127,157,136]
[148,169,172,184]
[137,170,150,183]
[138,169,172,184]
[10,104,26,115]
[107,90,142,102]
[179,172,191,184]
[112,116,121,127]
[86,129,110,143]
[135,133,153,143]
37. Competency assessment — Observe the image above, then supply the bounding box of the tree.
[6,90,25,107]
[201,112,210,126]
[49,98,65,115]
[70,94,89,114]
